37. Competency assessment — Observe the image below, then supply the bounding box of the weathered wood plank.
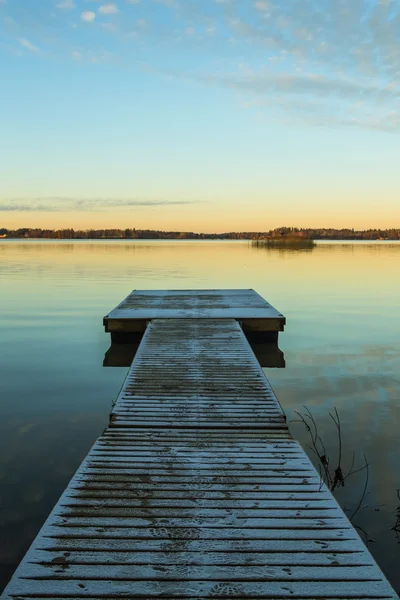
[64,493,335,502]
[55,508,349,520]
[3,579,395,598]
[86,452,309,463]
[72,476,321,485]
[68,482,345,494]
[51,517,349,529]
[35,537,369,553]
[110,420,288,429]
[31,549,373,566]
[34,542,374,568]
[100,429,294,441]
[60,497,344,509]
[22,563,382,580]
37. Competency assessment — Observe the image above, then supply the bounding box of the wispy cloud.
[0,198,205,212]
[6,0,400,131]
[0,203,60,212]
[18,38,40,53]
[254,2,270,12]
[99,3,119,14]
[80,10,96,21]
[56,0,75,9]
[137,0,400,131]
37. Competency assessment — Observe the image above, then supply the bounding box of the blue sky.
[1,0,399,231]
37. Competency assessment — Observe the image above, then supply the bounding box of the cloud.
[136,0,400,132]
[254,1,270,12]
[80,11,96,21]
[252,94,400,132]
[18,38,40,53]
[56,0,75,8]
[6,0,400,132]
[0,198,204,212]
[75,198,201,209]
[0,203,60,212]
[144,58,400,132]
[99,3,119,14]
[153,0,178,6]
[197,71,399,103]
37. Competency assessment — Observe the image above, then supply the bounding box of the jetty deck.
[1,290,396,600]
[104,289,286,341]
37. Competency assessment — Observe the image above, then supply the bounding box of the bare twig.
[349,454,369,522]
[346,464,369,477]
[354,523,375,546]
[305,406,328,459]
[391,489,400,541]
[294,407,334,489]
[343,452,356,480]
[292,407,370,514]
[330,407,342,467]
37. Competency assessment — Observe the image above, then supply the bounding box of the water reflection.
[248,342,285,368]
[103,343,141,367]
[0,412,110,590]
[251,242,315,254]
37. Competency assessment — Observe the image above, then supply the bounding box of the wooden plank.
[66,497,336,507]
[1,430,396,600]
[3,579,395,598]
[30,549,373,566]
[19,562,384,580]
[54,508,351,520]
[100,428,294,439]
[35,536,369,553]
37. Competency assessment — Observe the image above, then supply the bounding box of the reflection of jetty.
[2,290,396,600]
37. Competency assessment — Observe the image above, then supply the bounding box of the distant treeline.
[1,226,399,240]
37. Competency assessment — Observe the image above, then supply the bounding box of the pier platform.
[1,290,396,600]
[104,289,286,342]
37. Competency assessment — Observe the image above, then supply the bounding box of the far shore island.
[0,226,399,241]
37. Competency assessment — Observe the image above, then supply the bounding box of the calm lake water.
[0,239,399,593]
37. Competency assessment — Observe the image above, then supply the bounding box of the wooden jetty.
[1,289,397,600]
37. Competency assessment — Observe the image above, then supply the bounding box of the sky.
[0,0,399,232]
